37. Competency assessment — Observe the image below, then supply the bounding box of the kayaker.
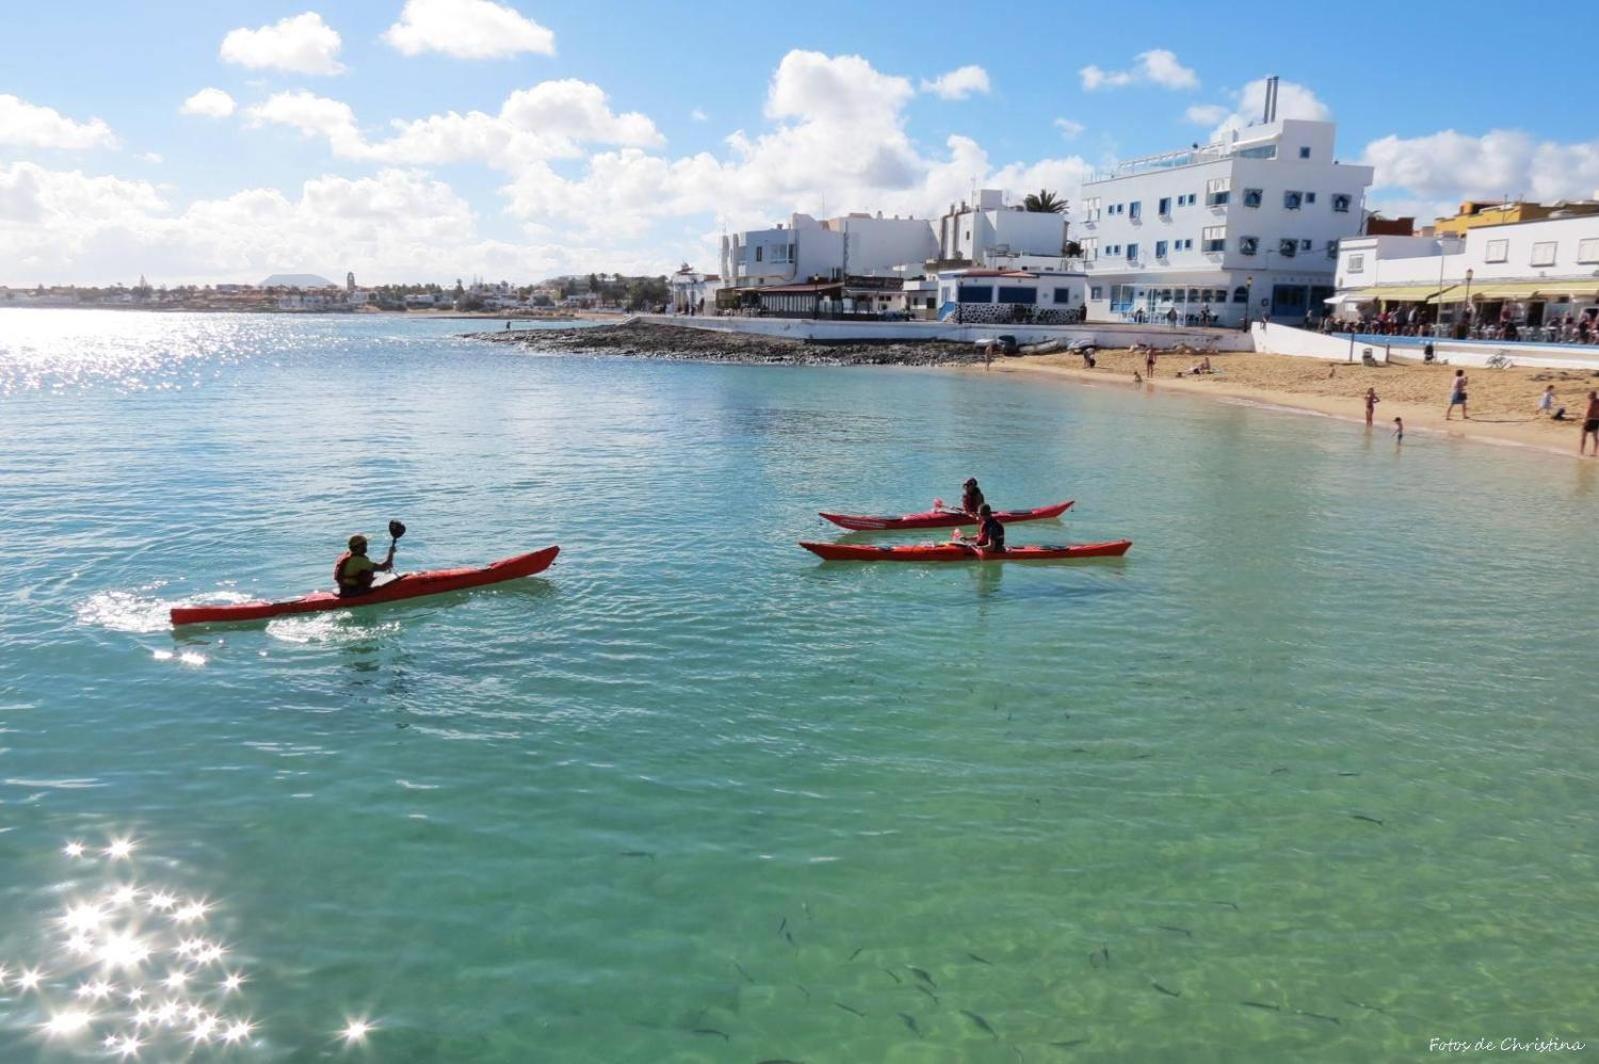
[959,477,985,516]
[334,533,395,596]
[959,504,1006,552]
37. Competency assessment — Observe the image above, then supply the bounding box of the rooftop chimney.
[1263,75,1280,123]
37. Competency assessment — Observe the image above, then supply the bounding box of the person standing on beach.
[1145,348,1157,378]
[1582,392,1599,456]
[1538,385,1556,417]
[1445,369,1469,421]
[1364,387,1380,426]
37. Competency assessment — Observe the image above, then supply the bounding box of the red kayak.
[819,499,1073,532]
[799,539,1131,562]
[170,546,559,626]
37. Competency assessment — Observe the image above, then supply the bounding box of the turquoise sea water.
[1,310,1595,1062]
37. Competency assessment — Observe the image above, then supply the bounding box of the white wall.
[1255,321,1599,369]
[830,215,937,276]
[1338,215,1599,288]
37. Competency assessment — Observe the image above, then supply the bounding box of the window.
[1242,188,1263,208]
[1178,238,1193,251]
[1299,146,1311,159]
[1090,286,1103,301]
[1188,288,1201,302]
[1301,239,1313,251]
[1129,201,1142,220]
[1155,240,1169,258]
[957,284,994,303]
[1239,236,1259,256]
[1106,244,1119,255]
[1485,239,1508,263]
[1305,192,1316,204]
[1279,238,1298,258]
[1159,289,1172,302]
[1125,243,1139,261]
[1579,238,1599,263]
[1233,286,1249,303]
[1326,240,1339,259]
[1173,288,1186,303]
[1183,193,1197,206]
[1202,225,1226,252]
[1082,197,1101,221]
[997,286,1037,304]
[1080,238,1098,260]
[1205,177,1231,206]
[1158,196,1172,216]
[1053,287,1074,303]
[1283,191,1303,210]
[754,246,763,262]
[788,243,797,260]
[1332,194,1352,213]
[1531,241,1557,267]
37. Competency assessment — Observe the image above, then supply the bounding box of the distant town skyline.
[3,0,1597,286]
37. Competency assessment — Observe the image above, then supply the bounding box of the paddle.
[383,519,406,583]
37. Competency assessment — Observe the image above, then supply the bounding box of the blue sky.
[3,0,1595,285]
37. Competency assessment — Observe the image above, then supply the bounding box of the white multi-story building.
[668,264,724,313]
[1079,81,1373,326]
[721,212,936,288]
[1333,213,1599,329]
[935,189,1068,263]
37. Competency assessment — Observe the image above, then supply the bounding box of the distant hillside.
[261,273,336,288]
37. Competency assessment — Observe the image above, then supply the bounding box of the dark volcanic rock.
[466,320,988,367]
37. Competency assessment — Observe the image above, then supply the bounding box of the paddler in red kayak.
[957,477,985,515]
[955,504,1006,552]
[334,529,397,597]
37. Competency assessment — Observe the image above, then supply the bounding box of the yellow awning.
[1464,279,1599,299]
[1344,284,1455,302]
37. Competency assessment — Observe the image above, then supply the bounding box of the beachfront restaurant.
[935,268,1085,324]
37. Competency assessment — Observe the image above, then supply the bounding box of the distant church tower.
[346,271,356,293]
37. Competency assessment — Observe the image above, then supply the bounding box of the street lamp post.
[1464,268,1474,337]
[1244,274,1253,329]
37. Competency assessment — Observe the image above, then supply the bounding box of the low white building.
[668,265,724,313]
[1333,213,1599,334]
[935,190,1068,263]
[934,268,1086,324]
[1078,79,1372,327]
[720,211,937,288]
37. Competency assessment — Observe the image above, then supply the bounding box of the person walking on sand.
[1445,369,1469,421]
[1538,385,1557,417]
[1364,387,1380,427]
[1392,416,1404,444]
[1582,392,1599,456]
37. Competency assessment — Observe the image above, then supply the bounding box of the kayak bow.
[818,499,1073,532]
[170,545,559,625]
[799,539,1131,562]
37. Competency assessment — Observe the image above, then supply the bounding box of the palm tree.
[1023,190,1066,214]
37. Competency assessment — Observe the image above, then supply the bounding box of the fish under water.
[960,1009,998,1038]
[907,965,937,987]
[1152,982,1181,998]
[833,1001,865,1018]
[897,1012,921,1037]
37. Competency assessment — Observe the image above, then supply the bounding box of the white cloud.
[242,81,662,168]
[1362,129,1599,205]
[0,161,590,284]
[1054,117,1085,139]
[1202,77,1330,140]
[920,65,991,100]
[383,0,555,59]
[246,91,364,154]
[500,51,1092,245]
[138,152,164,164]
[690,108,708,122]
[220,12,345,76]
[180,88,237,119]
[1183,103,1228,126]
[1080,50,1197,92]
[0,94,117,150]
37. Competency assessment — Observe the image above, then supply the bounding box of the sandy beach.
[985,349,1599,460]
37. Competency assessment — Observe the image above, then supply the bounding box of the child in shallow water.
[1392,416,1404,444]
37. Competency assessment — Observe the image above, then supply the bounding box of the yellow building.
[1434,200,1599,236]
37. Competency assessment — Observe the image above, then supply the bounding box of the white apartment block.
[721,212,937,287]
[936,189,1068,263]
[1334,213,1599,325]
[1079,82,1373,326]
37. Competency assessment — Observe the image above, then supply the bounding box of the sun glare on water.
[3,834,381,1057]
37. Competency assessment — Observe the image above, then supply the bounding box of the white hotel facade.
[1078,90,1373,327]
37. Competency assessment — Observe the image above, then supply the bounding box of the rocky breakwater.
[468,321,988,366]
